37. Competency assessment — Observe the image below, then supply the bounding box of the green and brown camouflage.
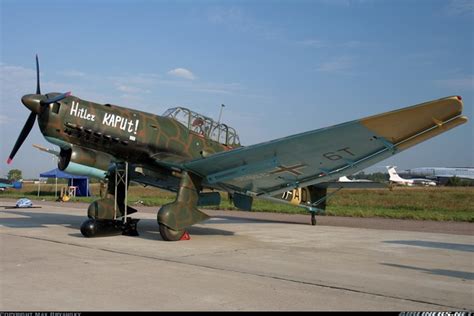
[158,171,210,233]
[23,91,469,240]
[33,94,239,238]
[39,94,241,169]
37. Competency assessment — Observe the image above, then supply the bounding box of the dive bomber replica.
[7,57,469,241]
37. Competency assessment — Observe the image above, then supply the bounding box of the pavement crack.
[176,247,253,259]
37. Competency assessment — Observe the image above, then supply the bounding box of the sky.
[0,0,473,179]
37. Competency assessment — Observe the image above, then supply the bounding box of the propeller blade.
[36,54,41,95]
[41,91,71,105]
[7,112,37,164]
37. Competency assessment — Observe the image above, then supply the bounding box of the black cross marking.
[270,164,306,176]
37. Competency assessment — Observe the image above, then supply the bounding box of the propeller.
[7,55,71,164]
[36,55,41,94]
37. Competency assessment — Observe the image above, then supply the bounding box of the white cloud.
[61,70,86,77]
[316,0,375,6]
[0,63,77,98]
[298,39,326,48]
[0,64,36,95]
[342,40,363,48]
[0,114,14,125]
[167,68,196,80]
[208,7,244,25]
[108,73,161,86]
[315,56,354,73]
[115,84,150,94]
[192,82,243,95]
[434,76,474,90]
[207,7,282,41]
[296,39,368,50]
[156,78,243,95]
[445,0,474,16]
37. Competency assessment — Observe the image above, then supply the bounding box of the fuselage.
[387,166,436,186]
[37,93,236,165]
[389,178,436,187]
[406,167,474,180]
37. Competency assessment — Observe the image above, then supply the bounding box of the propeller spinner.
[7,55,71,164]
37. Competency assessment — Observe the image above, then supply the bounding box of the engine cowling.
[58,146,113,179]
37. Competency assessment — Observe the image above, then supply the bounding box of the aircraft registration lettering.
[102,113,140,135]
[323,147,355,161]
[281,188,309,205]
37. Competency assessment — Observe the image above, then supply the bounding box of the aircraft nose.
[21,94,42,114]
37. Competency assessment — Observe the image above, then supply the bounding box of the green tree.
[366,172,389,182]
[7,169,22,181]
[446,176,461,186]
[446,176,474,187]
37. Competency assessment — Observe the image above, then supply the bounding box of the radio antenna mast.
[217,104,225,124]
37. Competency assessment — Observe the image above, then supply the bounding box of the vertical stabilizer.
[386,166,405,182]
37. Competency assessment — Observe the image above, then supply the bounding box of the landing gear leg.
[311,212,317,226]
[122,217,140,236]
[157,171,209,241]
[81,162,139,237]
[113,162,140,236]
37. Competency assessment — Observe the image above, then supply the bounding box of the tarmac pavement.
[0,200,472,311]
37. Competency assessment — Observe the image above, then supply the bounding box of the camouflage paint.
[34,94,236,233]
[28,91,468,237]
[157,171,209,231]
[38,94,239,166]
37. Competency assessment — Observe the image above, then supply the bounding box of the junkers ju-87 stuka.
[8,56,468,241]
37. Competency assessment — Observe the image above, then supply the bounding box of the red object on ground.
[180,231,191,241]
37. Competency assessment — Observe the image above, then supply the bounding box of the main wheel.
[80,218,123,237]
[159,223,186,241]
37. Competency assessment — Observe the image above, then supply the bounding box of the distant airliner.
[406,167,474,181]
[387,166,437,187]
[338,176,372,182]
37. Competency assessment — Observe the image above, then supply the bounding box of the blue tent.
[39,168,90,197]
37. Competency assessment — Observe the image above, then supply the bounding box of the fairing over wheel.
[159,223,186,241]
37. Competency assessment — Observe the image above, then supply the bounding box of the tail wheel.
[159,223,186,241]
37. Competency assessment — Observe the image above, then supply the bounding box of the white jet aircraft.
[387,166,436,187]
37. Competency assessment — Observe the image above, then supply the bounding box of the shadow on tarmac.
[209,215,309,226]
[382,263,474,281]
[384,240,474,253]
[0,210,83,228]
[0,210,235,241]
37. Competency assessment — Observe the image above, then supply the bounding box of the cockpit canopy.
[163,107,241,146]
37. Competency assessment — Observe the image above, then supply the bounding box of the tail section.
[338,176,351,182]
[386,166,405,182]
[277,186,328,210]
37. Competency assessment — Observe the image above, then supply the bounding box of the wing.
[182,96,467,197]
